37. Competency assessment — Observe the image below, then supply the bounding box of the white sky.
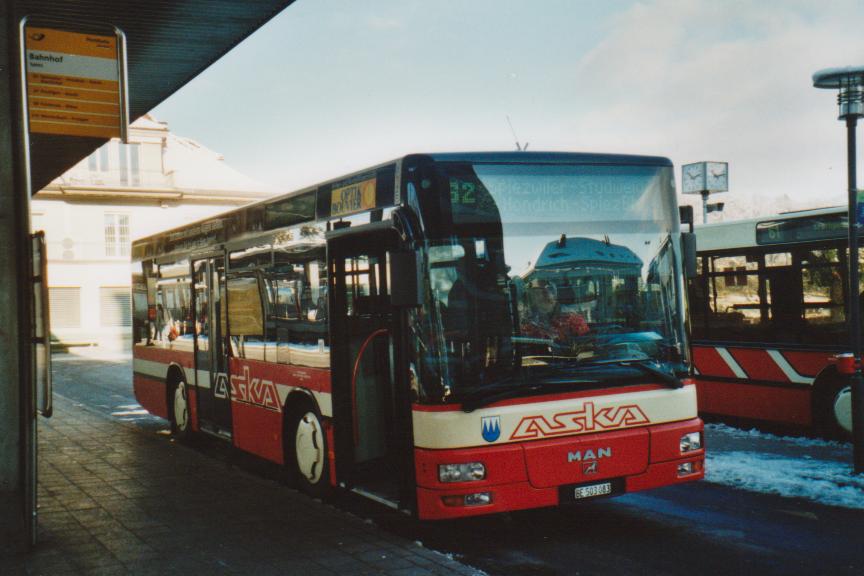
[151,0,864,213]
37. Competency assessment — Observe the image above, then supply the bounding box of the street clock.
[706,161,729,192]
[681,161,728,194]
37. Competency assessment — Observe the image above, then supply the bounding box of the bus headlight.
[680,432,702,454]
[438,462,486,483]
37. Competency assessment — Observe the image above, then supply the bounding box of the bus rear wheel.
[170,378,192,439]
[288,406,330,497]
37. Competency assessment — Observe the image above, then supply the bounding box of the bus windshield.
[410,161,686,402]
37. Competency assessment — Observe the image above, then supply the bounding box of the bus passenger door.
[193,257,232,437]
[329,231,413,508]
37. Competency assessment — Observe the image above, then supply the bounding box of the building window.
[119,143,140,186]
[105,213,130,257]
[49,287,81,329]
[88,143,110,172]
[100,287,132,327]
[87,141,140,186]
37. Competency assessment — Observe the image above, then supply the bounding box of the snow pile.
[704,423,863,509]
[706,452,864,509]
[705,423,851,450]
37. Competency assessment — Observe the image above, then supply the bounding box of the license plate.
[574,482,612,499]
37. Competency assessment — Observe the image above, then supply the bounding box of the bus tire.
[814,376,852,439]
[170,377,192,440]
[286,401,330,498]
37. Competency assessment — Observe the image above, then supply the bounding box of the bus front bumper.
[414,418,704,520]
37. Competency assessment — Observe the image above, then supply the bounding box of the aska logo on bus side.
[230,366,281,412]
[509,402,649,440]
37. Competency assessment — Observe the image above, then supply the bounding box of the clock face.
[681,162,705,194]
[706,162,728,192]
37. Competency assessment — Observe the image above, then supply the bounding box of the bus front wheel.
[816,378,852,439]
[287,405,330,497]
[829,384,852,437]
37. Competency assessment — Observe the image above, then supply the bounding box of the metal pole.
[0,3,31,551]
[701,191,709,224]
[847,115,864,473]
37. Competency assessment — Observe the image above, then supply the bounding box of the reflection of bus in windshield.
[132,152,703,520]
[519,236,643,345]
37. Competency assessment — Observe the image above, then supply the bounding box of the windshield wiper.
[460,378,599,413]
[600,359,683,389]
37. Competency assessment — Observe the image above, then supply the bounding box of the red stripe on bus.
[782,350,835,378]
[727,348,788,382]
[692,346,737,378]
[231,400,284,464]
[411,383,674,412]
[324,419,337,487]
[187,386,199,432]
[133,373,168,420]
[695,378,812,425]
[133,344,194,368]
[230,357,331,393]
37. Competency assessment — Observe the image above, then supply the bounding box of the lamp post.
[813,65,864,473]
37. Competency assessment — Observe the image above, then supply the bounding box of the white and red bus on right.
[689,206,853,437]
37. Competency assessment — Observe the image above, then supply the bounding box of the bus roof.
[132,151,674,262]
[696,205,845,252]
[533,236,642,269]
[422,151,673,166]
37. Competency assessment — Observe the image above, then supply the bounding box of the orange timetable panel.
[24,26,121,138]
[26,27,116,58]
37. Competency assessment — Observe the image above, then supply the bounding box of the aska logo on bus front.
[230,366,281,412]
[509,402,649,440]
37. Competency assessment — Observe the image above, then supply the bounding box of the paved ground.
[0,390,483,576]
[5,349,863,576]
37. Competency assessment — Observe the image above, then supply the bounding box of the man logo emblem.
[583,461,598,475]
[481,416,501,443]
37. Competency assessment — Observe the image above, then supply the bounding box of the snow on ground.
[705,423,864,509]
[707,423,851,450]
[706,451,864,509]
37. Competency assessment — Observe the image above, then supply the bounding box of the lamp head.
[813,66,864,120]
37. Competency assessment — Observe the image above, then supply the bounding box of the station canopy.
[12,0,296,192]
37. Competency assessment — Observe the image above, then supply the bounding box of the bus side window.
[227,275,266,361]
[265,256,329,368]
[706,254,764,342]
[801,249,846,345]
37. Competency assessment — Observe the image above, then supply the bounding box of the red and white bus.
[131,152,704,519]
[689,206,853,437]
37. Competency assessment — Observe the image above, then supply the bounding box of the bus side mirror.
[390,250,423,307]
[682,232,697,279]
[679,205,694,232]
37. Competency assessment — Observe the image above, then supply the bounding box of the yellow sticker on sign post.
[24,26,123,138]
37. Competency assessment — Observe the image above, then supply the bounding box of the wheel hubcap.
[295,412,324,483]
[174,382,189,432]
[833,385,852,433]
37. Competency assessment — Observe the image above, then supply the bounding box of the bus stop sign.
[22,22,128,139]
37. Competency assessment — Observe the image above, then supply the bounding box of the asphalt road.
[50,350,864,576]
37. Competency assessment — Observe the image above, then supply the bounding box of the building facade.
[32,115,275,349]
